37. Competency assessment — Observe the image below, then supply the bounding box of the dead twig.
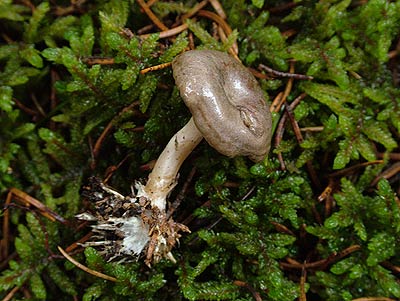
[209,0,226,19]
[136,0,168,31]
[90,101,140,169]
[167,167,197,219]
[259,64,313,80]
[281,245,361,270]
[328,160,384,178]
[299,265,307,301]
[57,246,117,282]
[273,93,307,171]
[233,280,262,301]
[1,188,67,260]
[139,23,188,39]
[140,62,172,74]
[2,285,21,301]
[181,0,209,21]
[285,93,320,188]
[197,10,238,59]
[82,57,115,65]
[270,62,295,112]
[270,221,295,236]
[351,297,396,301]
[370,161,400,187]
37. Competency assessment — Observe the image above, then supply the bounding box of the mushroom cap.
[172,50,272,162]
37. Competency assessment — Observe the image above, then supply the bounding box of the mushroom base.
[77,177,189,266]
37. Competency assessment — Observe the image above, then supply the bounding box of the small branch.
[270,62,296,113]
[300,126,324,132]
[82,57,115,65]
[181,0,209,20]
[12,98,38,117]
[197,10,232,38]
[274,109,288,170]
[139,23,188,39]
[209,0,226,19]
[259,64,313,80]
[268,1,298,13]
[370,161,400,187]
[299,265,307,301]
[167,167,196,219]
[233,280,262,301]
[90,101,140,169]
[140,62,172,74]
[2,285,21,301]
[270,221,295,236]
[281,245,361,270]
[351,297,396,301]
[328,160,384,178]
[136,0,168,31]
[57,246,117,282]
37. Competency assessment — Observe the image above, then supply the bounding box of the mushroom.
[140,49,272,211]
[79,50,272,265]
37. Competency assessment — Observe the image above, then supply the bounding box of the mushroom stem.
[141,117,203,210]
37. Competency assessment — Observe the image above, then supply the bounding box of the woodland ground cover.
[0,0,399,300]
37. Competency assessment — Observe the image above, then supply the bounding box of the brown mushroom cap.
[172,50,272,162]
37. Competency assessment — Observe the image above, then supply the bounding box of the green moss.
[1,0,399,300]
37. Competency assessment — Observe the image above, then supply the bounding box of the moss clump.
[0,0,399,300]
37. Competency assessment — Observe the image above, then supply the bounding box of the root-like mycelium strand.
[78,177,190,265]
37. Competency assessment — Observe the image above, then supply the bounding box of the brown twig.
[82,57,115,65]
[377,152,400,161]
[30,93,46,117]
[249,67,274,80]
[318,178,335,202]
[1,188,67,260]
[370,161,400,187]
[299,265,307,301]
[53,0,87,16]
[197,10,232,39]
[270,92,284,113]
[140,62,172,74]
[2,285,21,301]
[273,93,307,170]
[209,0,226,19]
[270,62,296,113]
[181,0,209,20]
[196,9,239,58]
[281,245,361,270]
[146,0,158,7]
[136,0,168,31]
[380,261,400,274]
[328,160,384,178]
[167,167,196,219]
[268,1,298,13]
[90,101,140,169]
[217,24,239,58]
[65,232,93,253]
[57,246,117,282]
[300,126,324,132]
[270,221,295,236]
[12,98,38,117]
[285,93,320,188]
[139,23,188,39]
[274,109,288,170]
[233,280,262,301]
[351,297,396,301]
[259,64,313,80]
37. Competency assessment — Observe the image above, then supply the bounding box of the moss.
[0,0,399,300]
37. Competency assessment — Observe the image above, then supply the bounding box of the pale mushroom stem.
[141,117,203,210]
